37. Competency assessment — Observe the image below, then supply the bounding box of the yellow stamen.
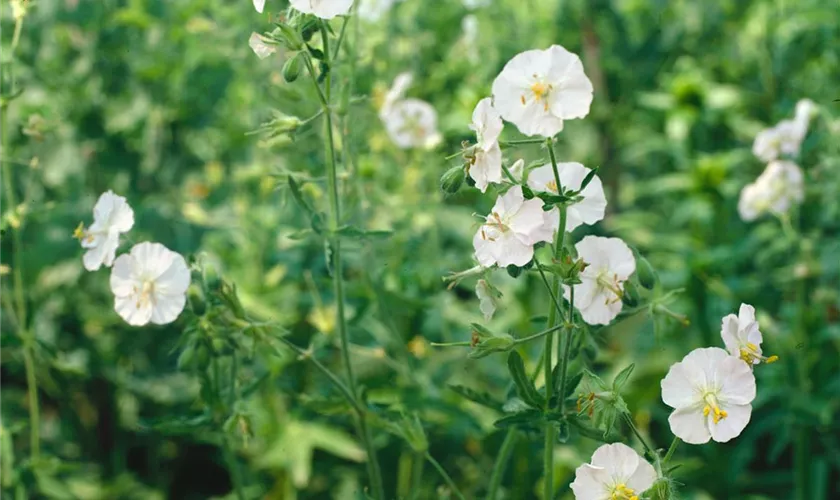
[703,393,728,424]
[746,342,759,351]
[520,94,526,105]
[546,180,558,193]
[766,355,779,363]
[703,405,710,417]
[73,222,86,240]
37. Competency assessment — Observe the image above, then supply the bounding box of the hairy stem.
[622,413,654,459]
[662,436,680,465]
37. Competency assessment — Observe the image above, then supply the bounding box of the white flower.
[470,97,503,151]
[249,32,276,59]
[461,15,479,62]
[468,143,503,193]
[526,162,606,233]
[661,347,756,444]
[570,443,657,500]
[737,160,804,221]
[491,45,593,137]
[382,99,442,149]
[380,72,413,117]
[253,0,265,13]
[793,98,815,135]
[563,236,634,325]
[721,303,777,366]
[752,98,815,162]
[475,279,500,320]
[76,190,134,271]
[110,242,191,326]
[473,186,554,267]
[289,0,353,19]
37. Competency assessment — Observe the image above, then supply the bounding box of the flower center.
[595,269,623,304]
[545,180,558,193]
[480,212,511,242]
[610,483,638,500]
[520,78,553,111]
[738,342,779,365]
[134,280,156,309]
[702,392,728,424]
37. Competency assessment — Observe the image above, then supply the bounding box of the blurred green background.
[2,0,839,498]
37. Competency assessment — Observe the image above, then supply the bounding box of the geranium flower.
[75,190,135,271]
[290,0,353,19]
[382,99,442,149]
[491,45,593,137]
[563,236,635,325]
[737,160,804,221]
[470,97,503,151]
[380,72,413,118]
[249,32,276,59]
[473,186,554,267]
[526,162,606,232]
[721,303,777,366]
[110,242,191,326]
[661,347,756,444]
[466,98,504,192]
[752,98,816,162]
[570,443,657,500]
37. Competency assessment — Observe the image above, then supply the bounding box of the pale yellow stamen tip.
[703,405,710,417]
[73,222,86,240]
[766,355,779,364]
[546,180,558,193]
[746,342,759,351]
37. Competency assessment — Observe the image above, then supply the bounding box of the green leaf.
[579,166,600,190]
[613,364,635,392]
[493,410,542,429]
[447,384,503,412]
[564,371,584,398]
[507,351,545,409]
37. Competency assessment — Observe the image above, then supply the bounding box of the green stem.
[487,430,518,500]
[299,25,384,500]
[425,452,466,500]
[513,323,566,346]
[622,413,654,459]
[210,356,246,500]
[2,3,39,463]
[222,436,247,500]
[662,436,680,465]
[410,452,424,500]
[556,285,574,411]
[500,138,546,146]
[793,212,809,500]
[542,138,566,500]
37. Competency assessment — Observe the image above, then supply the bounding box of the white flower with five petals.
[110,242,191,326]
[526,162,606,233]
[491,45,593,137]
[721,303,777,366]
[563,236,634,325]
[290,0,353,19]
[382,99,442,150]
[473,186,554,267]
[661,347,756,444]
[76,190,135,271]
[570,443,657,500]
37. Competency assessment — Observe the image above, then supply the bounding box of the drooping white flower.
[468,143,503,193]
[470,97,503,151]
[570,443,657,500]
[76,190,135,271]
[526,162,606,233]
[249,32,277,59]
[752,98,816,162]
[289,0,353,19]
[793,98,815,134]
[563,236,634,325]
[253,0,266,13]
[380,72,413,118]
[721,303,777,366]
[110,242,191,326]
[475,279,500,320]
[491,45,594,137]
[737,160,804,221]
[382,99,442,149]
[661,347,756,444]
[473,186,554,268]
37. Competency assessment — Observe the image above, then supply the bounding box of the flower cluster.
[379,72,442,149]
[739,99,814,222]
[661,303,776,444]
[75,191,190,327]
[449,45,638,326]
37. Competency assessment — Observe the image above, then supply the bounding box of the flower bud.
[177,344,196,371]
[469,334,515,359]
[621,280,640,307]
[219,280,247,320]
[506,264,523,278]
[636,254,657,289]
[648,478,676,500]
[282,53,302,83]
[440,165,465,194]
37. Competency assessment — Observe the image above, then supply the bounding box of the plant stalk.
[487,430,518,499]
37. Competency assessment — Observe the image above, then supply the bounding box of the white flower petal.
[661,361,703,409]
[492,231,535,267]
[709,403,751,443]
[590,443,639,483]
[475,279,497,320]
[253,0,266,13]
[720,313,740,356]
[471,97,503,151]
[668,405,711,444]
[382,98,441,150]
[150,292,187,325]
[625,457,657,495]
[469,142,503,192]
[570,463,611,500]
[114,295,153,326]
[249,32,277,59]
[717,355,756,405]
[289,0,353,19]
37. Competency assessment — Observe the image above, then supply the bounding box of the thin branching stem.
[425,452,467,500]
[487,430,518,499]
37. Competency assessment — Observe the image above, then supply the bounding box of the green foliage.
[2,0,839,499]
